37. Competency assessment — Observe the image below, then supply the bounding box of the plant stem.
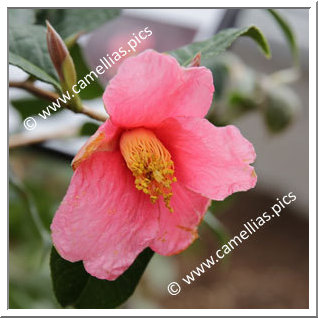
[9,80,108,122]
[80,106,108,122]
[9,80,58,101]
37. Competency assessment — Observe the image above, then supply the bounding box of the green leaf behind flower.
[35,9,121,39]
[169,25,271,66]
[8,8,35,25]
[9,8,120,89]
[50,246,154,308]
[264,87,299,133]
[79,122,99,136]
[204,210,230,248]
[9,23,61,89]
[268,9,299,66]
[69,43,104,100]
[11,97,63,119]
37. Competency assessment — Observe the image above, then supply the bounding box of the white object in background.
[124,9,226,41]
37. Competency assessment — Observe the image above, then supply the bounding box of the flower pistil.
[120,128,176,211]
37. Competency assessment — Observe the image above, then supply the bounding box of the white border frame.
[3,1,316,316]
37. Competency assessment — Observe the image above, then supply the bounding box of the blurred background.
[9,8,309,309]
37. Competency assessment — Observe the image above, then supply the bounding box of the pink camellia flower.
[51,50,257,280]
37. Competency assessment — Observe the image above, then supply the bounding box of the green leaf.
[79,122,99,136]
[229,91,258,112]
[207,62,229,100]
[9,171,51,246]
[8,8,35,25]
[11,97,63,119]
[204,210,230,248]
[50,247,154,308]
[9,9,118,90]
[264,87,298,133]
[9,179,39,242]
[69,43,104,100]
[204,210,231,266]
[35,9,121,39]
[9,24,61,89]
[169,26,271,66]
[268,9,299,66]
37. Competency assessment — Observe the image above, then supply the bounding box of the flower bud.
[46,20,82,111]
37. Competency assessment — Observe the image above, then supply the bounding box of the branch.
[9,81,58,101]
[81,106,108,122]
[9,81,108,122]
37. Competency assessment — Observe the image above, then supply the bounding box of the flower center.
[120,128,176,212]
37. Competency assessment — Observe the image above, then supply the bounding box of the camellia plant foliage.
[9,8,299,308]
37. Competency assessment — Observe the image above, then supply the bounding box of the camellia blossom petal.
[149,182,210,256]
[104,50,214,127]
[51,49,257,280]
[71,119,122,170]
[51,151,159,280]
[153,117,257,201]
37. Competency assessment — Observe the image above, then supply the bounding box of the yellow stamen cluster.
[120,128,177,212]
